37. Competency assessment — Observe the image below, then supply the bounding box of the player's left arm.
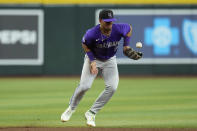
[123,25,142,60]
[123,25,132,52]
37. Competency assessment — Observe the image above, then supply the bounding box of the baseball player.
[61,9,142,127]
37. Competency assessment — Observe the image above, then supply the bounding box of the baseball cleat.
[61,106,75,122]
[85,111,96,127]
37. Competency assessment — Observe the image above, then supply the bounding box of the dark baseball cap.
[99,9,117,22]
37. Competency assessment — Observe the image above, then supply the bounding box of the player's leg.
[61,55,97,122]
[90,56,119,113]
[85,56,119,126]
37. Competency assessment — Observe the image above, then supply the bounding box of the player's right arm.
[82,44,98,75]
[82,31,98,75]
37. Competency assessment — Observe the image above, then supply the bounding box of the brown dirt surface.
[0,128,197,131]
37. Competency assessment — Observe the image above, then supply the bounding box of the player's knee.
[80,84,91,92]
[107,84,118,93]
[111,85,118,92]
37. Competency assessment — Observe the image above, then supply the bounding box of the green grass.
[0,77,197,128]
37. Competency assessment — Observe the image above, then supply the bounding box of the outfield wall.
[0,0,197,4]
[0,5,197,75]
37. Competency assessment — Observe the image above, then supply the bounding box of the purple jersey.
[82,23,130,60]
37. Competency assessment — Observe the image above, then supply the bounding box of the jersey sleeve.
[82,30,93,46]
[118,23,131,46]
[119,23,131,37]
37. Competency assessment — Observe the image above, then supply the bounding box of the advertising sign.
[0,10,44,65]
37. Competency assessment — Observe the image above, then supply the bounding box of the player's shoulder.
[113,23,131,35]
[85,25,100,38]
[113,23,130,29]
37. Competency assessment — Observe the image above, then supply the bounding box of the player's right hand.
[90,61,98,75]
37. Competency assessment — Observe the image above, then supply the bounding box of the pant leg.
[69,55,97,110]
[90,57,119,114]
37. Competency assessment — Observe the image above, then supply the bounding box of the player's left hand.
[134,52,143,60]
[123,47,143,60]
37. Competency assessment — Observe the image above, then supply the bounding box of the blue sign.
[145,18,179,55]
[96,9,197,64]
[183,19,197,55]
